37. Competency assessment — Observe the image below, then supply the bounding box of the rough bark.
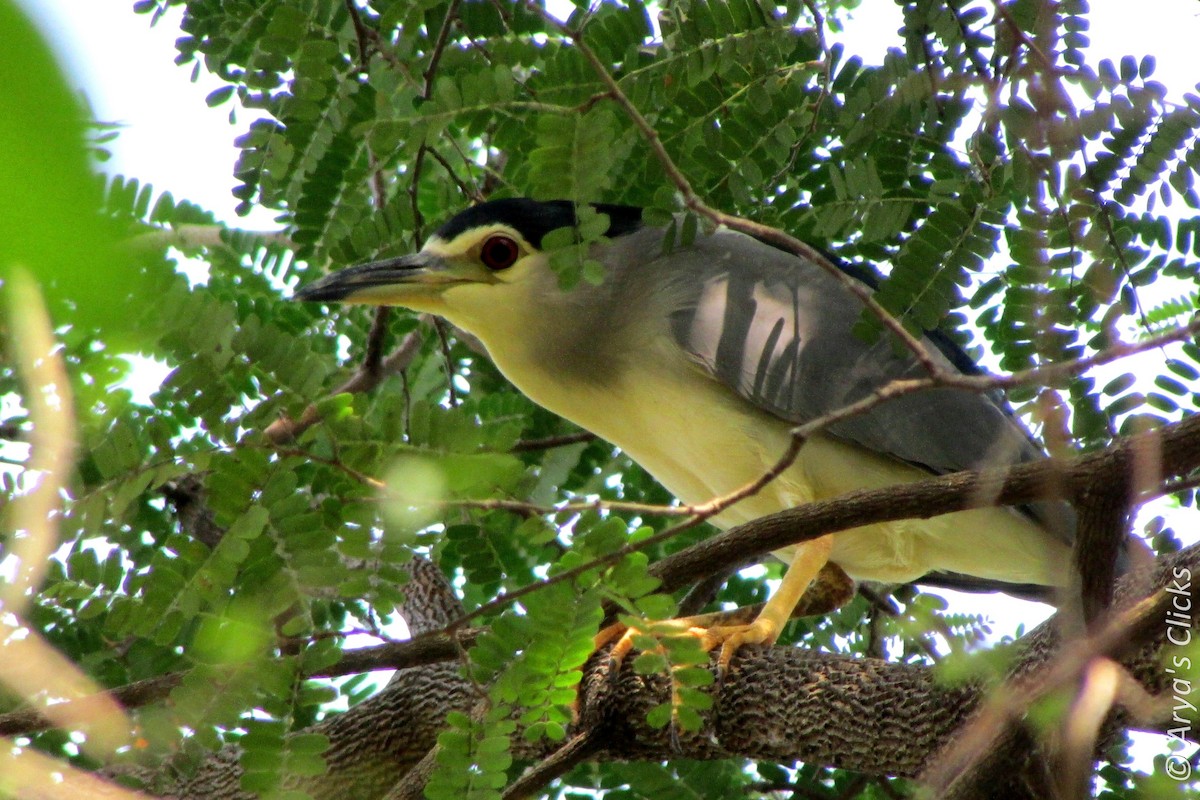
[136,542,1197,800]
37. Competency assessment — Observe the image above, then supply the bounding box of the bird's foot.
[589,614,761,736]
[591,558,853,679]
[705,618,782,674]
[581,618,715,725]
[593,606,773,677]
[594,617,705,671]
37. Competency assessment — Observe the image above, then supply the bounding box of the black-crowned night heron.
[295,198,1103,666]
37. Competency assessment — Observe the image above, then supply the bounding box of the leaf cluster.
[2,0,1198,798]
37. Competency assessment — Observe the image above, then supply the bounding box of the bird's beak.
[293,252,462,305]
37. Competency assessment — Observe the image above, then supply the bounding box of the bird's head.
[293,199,644,336]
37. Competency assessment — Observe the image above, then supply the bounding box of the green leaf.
[632,651,669,673]
[646,702,673,729]
[206,85,235,106]
[0,0,130,341]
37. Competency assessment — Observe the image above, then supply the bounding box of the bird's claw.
[708,619,779,675]
[593,616,781,678]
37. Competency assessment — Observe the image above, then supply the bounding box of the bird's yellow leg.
[593,607,759,665]
[596,534,836,671]
[707,533,834,670]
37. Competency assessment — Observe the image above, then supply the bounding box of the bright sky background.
[17,0,1200,774]
[25,0,1200,227]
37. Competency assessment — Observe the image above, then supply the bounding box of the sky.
[26,0,1200,228]
[23,1,277,230]
[16,0,1200,773]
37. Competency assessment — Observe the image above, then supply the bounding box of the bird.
[293,197,1124,667]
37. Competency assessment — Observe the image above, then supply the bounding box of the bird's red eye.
[480,235,519,271]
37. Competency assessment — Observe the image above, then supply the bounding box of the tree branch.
[509,430,596,453]
[263,320,426,444]
[125,224,291,253]
[88,527,1200,796]
[0,628,481,739]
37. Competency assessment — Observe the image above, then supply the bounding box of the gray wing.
[661,228,1045,478]
[641,227,1083,587]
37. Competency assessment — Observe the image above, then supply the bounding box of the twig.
[425,146,481,202]
[2,270,71,604]
[263,322,426,444]
[343,0,402,411]
[946,1,994,79]
[1,271,132,757]
[0,628,482,738]
[858,586,942,663]
[509,431,596,453]
[410,145,429,239]
[922,590,1167,796]
[362,306,393,379]
[800,0,831,135]
[1055,657,1125,800]
[274,448,388,490]
[422,0,461,93]
[0,739,152,800]
[125,224,291,253]
[502,731,603,799]
[1158,473,1200,498]
[676,566,743,617]
[408,0,463,238]
[990,1,1057,73]
[344,0,371,67]
[432,316,459,405]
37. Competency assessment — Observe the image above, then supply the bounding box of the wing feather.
[664,229,1046,479]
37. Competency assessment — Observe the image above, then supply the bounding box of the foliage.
[1,0,1199,798]
[0,0,126,339]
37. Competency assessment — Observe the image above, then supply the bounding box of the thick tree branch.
[38,411,1192,756]
[580,548,1188,795]
[71,517,1195,800]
